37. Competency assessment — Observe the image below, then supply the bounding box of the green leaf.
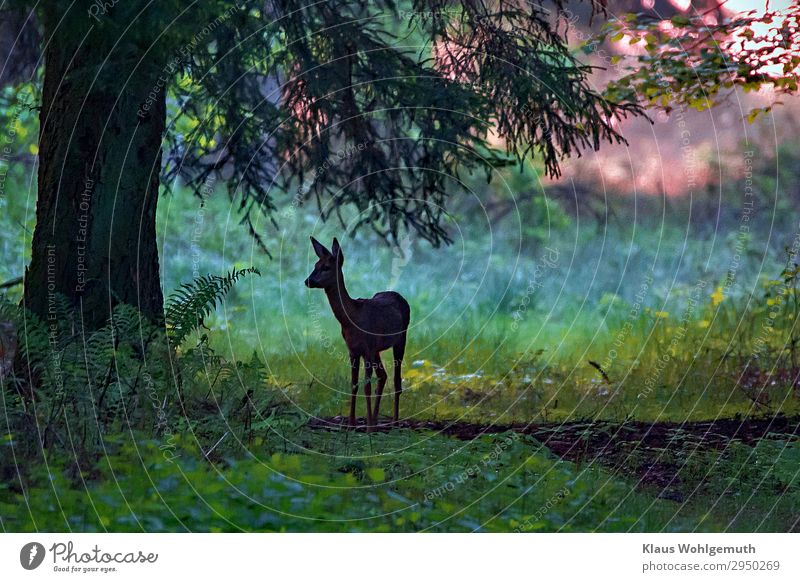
[366,467,386,482]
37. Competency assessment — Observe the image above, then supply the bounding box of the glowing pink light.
[668,0,691,12]
[727,5,800,79]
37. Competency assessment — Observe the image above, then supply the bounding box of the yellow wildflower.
[710,286,725,306]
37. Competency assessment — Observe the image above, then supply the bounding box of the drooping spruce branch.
[4,1,644,247]
[160,0,643,247]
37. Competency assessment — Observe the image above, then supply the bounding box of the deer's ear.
[332,237,343,265]
[310,236,329,258]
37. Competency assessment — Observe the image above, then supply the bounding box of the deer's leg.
[373,354,388,424]
[363,356,374,432]
[348,354,360,428]
[392,340,405,423]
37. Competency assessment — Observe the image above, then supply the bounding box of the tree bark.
[23,9,166,332]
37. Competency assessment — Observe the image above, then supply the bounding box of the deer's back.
[368,291,410,324]
[347,291,410,352]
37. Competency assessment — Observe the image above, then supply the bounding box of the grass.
[644,438,800,532]
[2,148,800,532]
[148,184,800,430]
[0,430,728,532]
[3,427,796,532]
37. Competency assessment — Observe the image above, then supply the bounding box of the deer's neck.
[324,278,356,327]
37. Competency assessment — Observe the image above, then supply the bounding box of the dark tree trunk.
[23,8,167,332]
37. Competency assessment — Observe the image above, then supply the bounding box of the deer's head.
[304,236,343,289]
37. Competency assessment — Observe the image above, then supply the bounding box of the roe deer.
[304,237,410,432]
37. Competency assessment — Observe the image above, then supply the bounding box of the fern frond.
[164,267,260,347]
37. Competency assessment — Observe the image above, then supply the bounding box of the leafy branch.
[600,5,800,121]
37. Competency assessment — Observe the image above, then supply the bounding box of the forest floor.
[309,415,800,504]
[5,412,798,532]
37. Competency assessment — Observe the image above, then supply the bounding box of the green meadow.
[3,142,799,533]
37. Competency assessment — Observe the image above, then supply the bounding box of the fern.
[0,298,50,378]
[164,267,260,347]
[3,277,284,466]
[2,268,280,464]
